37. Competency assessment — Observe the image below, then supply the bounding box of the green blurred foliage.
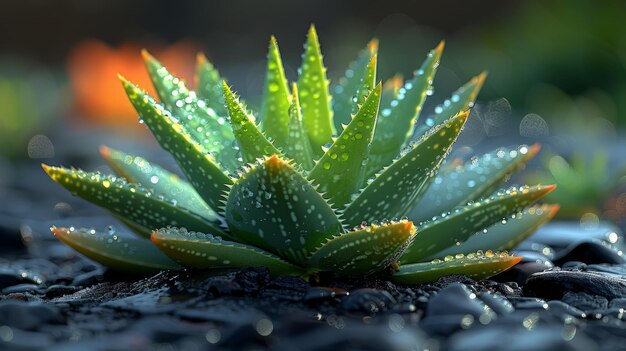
[0,61,65,159]
[451,0,626,129]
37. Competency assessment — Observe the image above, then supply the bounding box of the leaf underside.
[392,251,522,285]
[51,226,181,273]
[224,155,343,265]
[342,111,469,227]
[151,227,302,276]
[308,220,415,276]
[432,204,559,258]
[43,166,225,238]
[401,184,556,263]
[411,144,541,222]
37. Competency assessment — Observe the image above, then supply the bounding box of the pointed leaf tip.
[435,40,445,54]
[196,52,207,65]
[141,48,155,63]
[98,145,110,158]
[368,38,379,53]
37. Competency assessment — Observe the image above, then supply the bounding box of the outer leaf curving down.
[51,226,181,273]
[401,184,556,263]
[152,227,302,276]
[393,251,522,285]
[43,166,226,238]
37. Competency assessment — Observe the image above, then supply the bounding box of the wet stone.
[2,284,44,295]
[0,268,45,289]
[421,283,494,335]
[562,292,609,312]
[71,269,105,287]
[447,324,598,351]
[553,241,626,266]
[546,300,586,319]
[508,297,548,310]
[477,292,514,315]
[303,287,349,304]
[0,300,62,330]
[340,288,396,315]
[524,270,626,300]
[529,221,623,249]
[585,263,626,278]
[45,285,79,298]
[0,327,53,351]
[425,283,485,318]
[609,297,626,309]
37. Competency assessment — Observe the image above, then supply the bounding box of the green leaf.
[284,83,315,170]
[401,184,556,263]
[410,144,541,222]
[332,39,378,132]
[222,81,282,163]
[351,54,378,115]
[43,166,227,238]
[224,155,343,265]
[342,111,468,227]
[308,83,381,209]
[392,251,521,285]
[141,51,239,172]
[308,220,415,276]
[433,204,559,258]
[120,77,233,211]
[367,41,444,177]
[297,25,334,156]
[51,226,181,274]
[259,36,291,148]
[195,53,227,116]
[152,227,303,276]
[99,145,220,223]
[413,72,487,139]
[381,74,403,109]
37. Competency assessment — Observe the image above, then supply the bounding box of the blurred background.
[1,0,626,224]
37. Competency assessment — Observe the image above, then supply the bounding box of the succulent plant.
[43,25,557,284]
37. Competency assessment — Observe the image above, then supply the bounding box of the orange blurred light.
[67,40,198,131]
